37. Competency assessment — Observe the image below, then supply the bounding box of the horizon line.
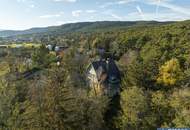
[0,19,189,31]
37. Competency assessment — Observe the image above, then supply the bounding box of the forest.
[0,20,190,130]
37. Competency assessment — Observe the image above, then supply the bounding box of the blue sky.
[0,0,190,30]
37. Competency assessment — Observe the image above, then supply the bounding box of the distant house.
[47,44,53,51]
[55,46,60,52]
[46,44,69,52]
[46,44,69,64]
[87,58,121,96]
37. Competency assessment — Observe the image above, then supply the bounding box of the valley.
[0,20,190,130]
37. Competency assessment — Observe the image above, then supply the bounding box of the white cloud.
[102,10,124,21]
[86,10,97,13]
[17,0,36,9]
[117,0,171,4]
[17,0,26,2]
[29,4,35,8]
[52,0,77,2]
[100,2,115,8]
[146,0,190,16]
[136,5,145,20]
[110,13,123,21]
[116,0,190,16]
[56,20,78,25]
[40,14,61,18]
[72,10,83,17]
[101,0,190,21]
[40,12,64,19]
[100,0,135,8]
[127,11,189,21]
[117,0,136,4]
[17,0,35,3]
[155,0,161,15]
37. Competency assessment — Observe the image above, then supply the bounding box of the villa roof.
[90,59,120,84]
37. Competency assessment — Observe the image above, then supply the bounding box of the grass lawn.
[9,43,41,49]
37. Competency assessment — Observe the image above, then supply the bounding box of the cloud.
[116,0,190,16]
[17,0,35,3]
[72,10,83,17]
[110,13,123,21]
[86,10,97,13]
[101,0,190,21]
[136,5,145,19]
[56,20,79,25]
[102,10,123,21]
[40,12,64,19]
[117,0,136,4]
[127,11,189,21]
[70,10,97,18]
[29,4,35,8]
[155,0,161,15]
[52,0,77,2]
[117,0,171,4]
[17,0,35,9]
[40,14,61,18]
[17,0,26,2]
[99,2,115,8]
[100,0,135,8]
[146,0,190,16]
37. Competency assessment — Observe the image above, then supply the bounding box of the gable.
[87,59,121,85]
[87,65,98,82]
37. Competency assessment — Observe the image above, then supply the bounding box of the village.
[0,43,121,97]
[0,0,189,128]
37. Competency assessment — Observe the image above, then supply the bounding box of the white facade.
[87,65,98,85]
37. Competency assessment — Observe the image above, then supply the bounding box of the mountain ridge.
[0,21,175,38]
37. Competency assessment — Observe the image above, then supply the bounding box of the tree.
[32,45,55,68]
[157,58,182,86]
[122,56,144,88]
[0,79,16,129]
[117,86,148,130]
[169,88,190,127]
[18,51,108,130]
[150,91,174,128]
[0,77,29,130]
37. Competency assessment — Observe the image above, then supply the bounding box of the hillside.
[0,20,190,130]
[0,21,173,38]
[0,28,49,37]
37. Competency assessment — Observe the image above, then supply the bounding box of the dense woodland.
[0,20,190,130]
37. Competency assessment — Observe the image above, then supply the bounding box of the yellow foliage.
[23,43,41,48]
[49,51,56,56]
[9,44,20,48]
[8,43,41,48]
[157,58,182,86]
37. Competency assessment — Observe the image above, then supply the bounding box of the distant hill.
[0,21,173,38]
[0,28,49,37]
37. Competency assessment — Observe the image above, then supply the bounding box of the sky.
[0,0,190,30]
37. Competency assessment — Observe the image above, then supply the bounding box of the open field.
[0,43,41,49]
